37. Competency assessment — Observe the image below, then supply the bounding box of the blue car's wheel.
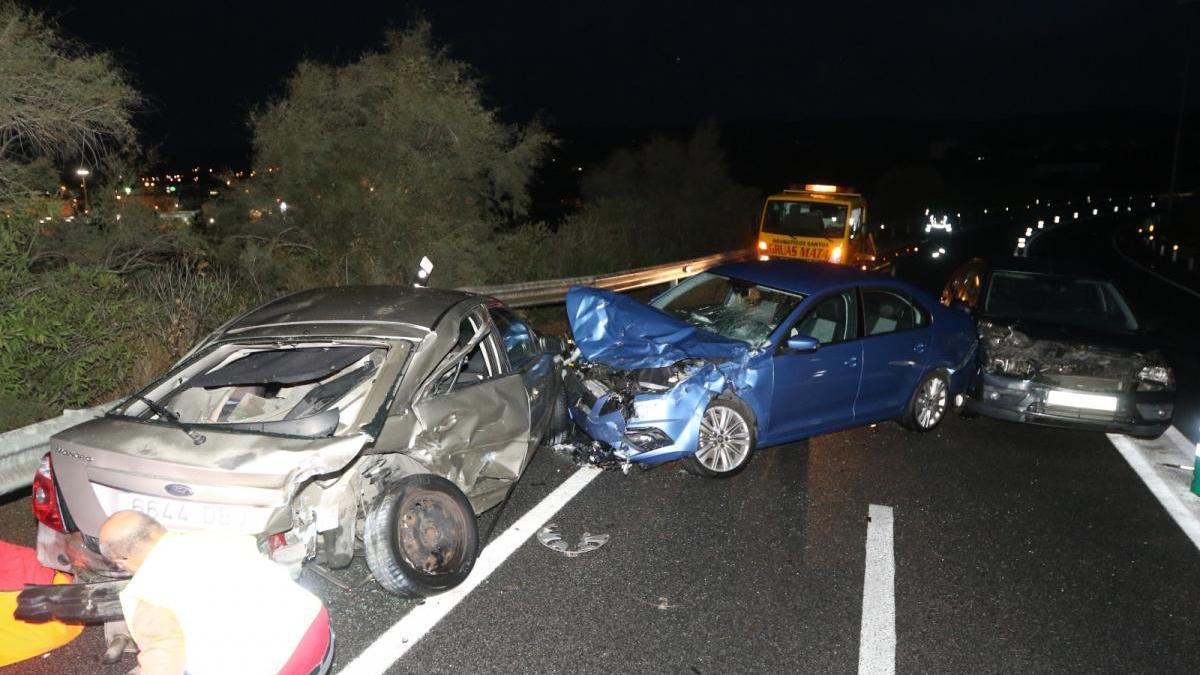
[903,371,950,432]
[682,398,756,478]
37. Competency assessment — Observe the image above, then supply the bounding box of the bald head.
[99,510,166,573]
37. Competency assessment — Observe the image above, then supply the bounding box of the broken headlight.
[1136,365,1174,391]
[984,355,1034,378]
[622,427,674,452]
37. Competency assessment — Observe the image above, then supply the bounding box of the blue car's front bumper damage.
[563,362,729,465]
[563,287,770,466]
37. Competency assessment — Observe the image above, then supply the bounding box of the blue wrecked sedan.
[562,260,978,477]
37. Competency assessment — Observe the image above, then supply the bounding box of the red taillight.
[32,452,67,533]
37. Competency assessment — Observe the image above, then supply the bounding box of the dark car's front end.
[964,269,1174,438]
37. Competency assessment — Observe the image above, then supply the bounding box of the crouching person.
[98,510,334,675]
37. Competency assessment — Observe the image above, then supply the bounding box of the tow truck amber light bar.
[783,183,858,195]
[806,183,839,193]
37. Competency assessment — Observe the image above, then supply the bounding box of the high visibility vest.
[119,531,322,675]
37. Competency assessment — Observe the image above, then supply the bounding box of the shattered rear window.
[984,271,1139,332]
[117,344,390,437]
[651,272,804,345]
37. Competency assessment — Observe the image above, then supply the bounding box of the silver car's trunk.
[51,417,367,536]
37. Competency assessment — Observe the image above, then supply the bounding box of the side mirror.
[784,335,821,353]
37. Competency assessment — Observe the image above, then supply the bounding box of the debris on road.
[553,440,633,473]
[536,524,610,558]
[306,563,353,592]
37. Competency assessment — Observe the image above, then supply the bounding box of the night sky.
[24,0,1194,164]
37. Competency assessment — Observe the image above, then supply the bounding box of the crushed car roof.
[220,286,477,340]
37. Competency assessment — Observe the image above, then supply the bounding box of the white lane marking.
[1110,230,1200,301]
[859,504,896,675]
[339,465,604,674]
[1107,432,1200,553]
[1165,424,1199,453]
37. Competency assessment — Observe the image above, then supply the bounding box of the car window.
[651,272,805,345]
[982,271,1138,332]
[429,315,497,396]
[760,200,848,238]
[941,260,984,308]
[488,307,539,369]
[114,343,392,438]
[790,291,858,345]
[863,289,928,336]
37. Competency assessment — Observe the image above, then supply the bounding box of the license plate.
[1045,389,1118,412]
[117,493,253,530]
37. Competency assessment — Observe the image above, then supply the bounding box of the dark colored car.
[34,286,567,598]
[942,258,1174,438]
[563,260,979,477]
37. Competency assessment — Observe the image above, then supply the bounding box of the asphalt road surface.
[4,205,1199,674]
[4,415,1200,673]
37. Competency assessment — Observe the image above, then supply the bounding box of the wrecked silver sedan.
[34,286,567,597]
[943,259,1174,438]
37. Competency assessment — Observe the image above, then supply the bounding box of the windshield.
[651,272,805,344]
[761,200,848,238]
[983,271,1139,332]
[113,343,392,437]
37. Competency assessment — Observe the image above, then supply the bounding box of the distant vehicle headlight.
[1136,365,1174,391]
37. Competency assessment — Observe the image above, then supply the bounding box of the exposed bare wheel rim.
[396,489,470,579]
[915,375,948,429]
[696,404,752,473]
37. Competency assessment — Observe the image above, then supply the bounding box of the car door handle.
[844,356,858,367]
[914,343,926,353]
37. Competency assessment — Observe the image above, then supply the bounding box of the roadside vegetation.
[0,7,759,431]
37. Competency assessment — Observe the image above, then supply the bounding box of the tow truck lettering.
[768,241,829,259]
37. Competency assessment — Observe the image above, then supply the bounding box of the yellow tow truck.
[756,183,876,268]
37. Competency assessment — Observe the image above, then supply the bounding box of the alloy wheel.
[916,376,948,429]
[696,405,752,473]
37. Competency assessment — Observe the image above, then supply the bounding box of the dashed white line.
[858,503,896,675]
[339,465,603,675]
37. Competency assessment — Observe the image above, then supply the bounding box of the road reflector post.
[1193,437,1200,497]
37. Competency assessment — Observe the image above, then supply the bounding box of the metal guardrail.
[458,249,755,307]
[0,404,109,496]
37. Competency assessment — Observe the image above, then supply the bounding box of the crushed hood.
[566,286,748,369]
[978,319,1152,380]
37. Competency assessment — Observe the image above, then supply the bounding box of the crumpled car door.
[407,373,532,513]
